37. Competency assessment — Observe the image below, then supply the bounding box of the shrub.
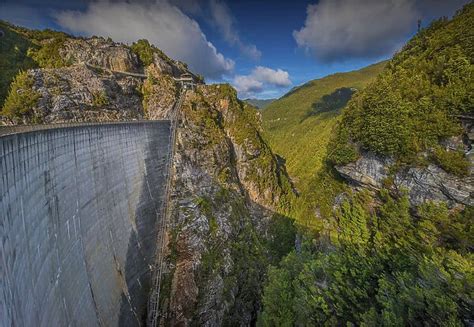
[432,146,470,177]
[130,39,154,66]
[327,124,359,166]
[27,36,69,68]
[92,91,109,107]
[260,193,473,326]
[0,21,37,106]
[130,39,176,68]
[1,71,40,121]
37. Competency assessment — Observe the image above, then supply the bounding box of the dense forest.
[259,4,473,326]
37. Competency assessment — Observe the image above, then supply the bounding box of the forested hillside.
[262,60,386,226]
[329,3,474,170]
[259,3,473,326]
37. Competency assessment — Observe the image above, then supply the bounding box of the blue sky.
[0,0,469,99]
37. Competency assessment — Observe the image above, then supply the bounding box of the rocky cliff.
[335,120,473,209]
[158,84,295,326]
[0,29,192,124]
[0,23,297,326]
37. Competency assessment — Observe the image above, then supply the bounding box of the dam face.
[0,122,172,327]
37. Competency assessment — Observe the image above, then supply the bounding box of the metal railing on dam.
[0,120,173,326]
[0,120,155,137]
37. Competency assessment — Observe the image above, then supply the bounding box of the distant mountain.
[244,98,275,109]
[262,61,386,202]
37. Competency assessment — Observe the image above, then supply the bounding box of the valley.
[0,2,473,326]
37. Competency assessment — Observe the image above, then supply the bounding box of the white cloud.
[208,0,261,60]
[294,0,416,61]
[251,67,292,87]
[233,66,291,97]
[293,0,470,62]
[54,0,234,78]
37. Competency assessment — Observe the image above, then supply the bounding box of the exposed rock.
[60,37,141,73]
[59,37,193,79]
[199,85,293,209]
[160,85,295,326]
[152,52,189,78]
[142,64,178,120]
[394,164,473,207]
[335,151,473,208]
[25,64,144,123]
[335,152,393,190]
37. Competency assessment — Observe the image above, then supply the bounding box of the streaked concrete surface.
[0,122,171,326]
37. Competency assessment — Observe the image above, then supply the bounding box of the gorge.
[1,2,473,326]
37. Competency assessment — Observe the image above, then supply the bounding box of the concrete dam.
[0,121,173,326]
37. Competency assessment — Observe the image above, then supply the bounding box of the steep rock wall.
[0,122,171,326]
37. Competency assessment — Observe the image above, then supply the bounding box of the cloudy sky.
[0,0,469,98]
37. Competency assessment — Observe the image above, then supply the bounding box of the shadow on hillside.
[300,87,356,123]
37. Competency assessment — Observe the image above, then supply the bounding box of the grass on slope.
[262,62,386,227]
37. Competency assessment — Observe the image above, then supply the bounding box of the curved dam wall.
[0,122,172,327]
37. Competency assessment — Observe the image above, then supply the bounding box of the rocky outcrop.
[199,86,294,209]
[60,37,191,78]
[60,37,141,73]
[142,64,178,120]
[335,152,394,190]
[394,164,472,207]
[1,29,204,125]
[152,52,189,78]
[335,117,474,208]
[159,85,295,326]
[24,64,144,123]
[336,150,473,208]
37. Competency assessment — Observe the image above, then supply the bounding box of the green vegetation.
[130,39,155,66]
[92,91,109,107]
[12,24,71,68]
[130,38,179,69]
[432,146,470,177]
[262,61,386,225]
[263,62,386,190]
[330,4,473,165]
[244,98,276,109]
[260,192,473,326]
[259,4,473,326]
[1,71,40,122]
[0,21,72,106]
[0,21,37,106]
[27,36,69,68]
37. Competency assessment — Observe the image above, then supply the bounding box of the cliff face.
[60,37,142,73]
[335,123,474,209]
[159,85,295,326]
[25,64,144,123]
[59,37,189,77]
[1,31,193,125]
[1,24,297,325]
